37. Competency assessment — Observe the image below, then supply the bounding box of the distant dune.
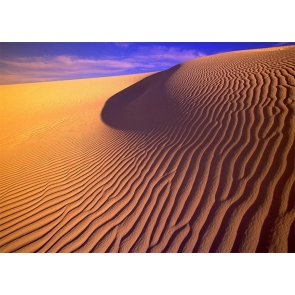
[0,46,294,253]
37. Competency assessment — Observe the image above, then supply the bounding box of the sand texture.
[0,46,294,253]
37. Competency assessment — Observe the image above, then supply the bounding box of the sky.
[0,42,294,85]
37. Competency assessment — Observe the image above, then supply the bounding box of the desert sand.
[0,45,294,253]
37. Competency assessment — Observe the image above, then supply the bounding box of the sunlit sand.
[0,46,294,252]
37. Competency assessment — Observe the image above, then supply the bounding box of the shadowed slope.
[101,65,180,130]
[0,46,294,253]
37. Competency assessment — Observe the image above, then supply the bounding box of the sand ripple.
[0,46,294,252]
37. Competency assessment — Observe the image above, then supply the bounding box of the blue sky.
[0,42,294,85]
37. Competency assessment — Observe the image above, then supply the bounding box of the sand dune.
[0,46,294,252]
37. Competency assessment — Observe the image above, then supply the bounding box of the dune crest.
[0,46,294,252]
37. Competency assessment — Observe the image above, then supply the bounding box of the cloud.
[131,45,205,62]
[114,42,130,48]
[0,46,206,85]
[271,42,295,47]
[0,55,140,85]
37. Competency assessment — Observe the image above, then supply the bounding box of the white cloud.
[0,55,140,84]
[271,42,295,47]
[131,45,205,62]
[114,42,130,48]
[0,46,206,85]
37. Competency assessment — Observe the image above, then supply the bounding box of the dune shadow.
[101,65,181,131]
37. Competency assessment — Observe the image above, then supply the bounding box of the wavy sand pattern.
[0,46,294,252]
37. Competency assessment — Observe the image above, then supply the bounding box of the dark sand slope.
[0,46,294,252]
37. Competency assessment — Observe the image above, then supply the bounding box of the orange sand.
[0,46,294,252]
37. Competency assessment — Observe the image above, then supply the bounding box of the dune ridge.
[0,46,294,252]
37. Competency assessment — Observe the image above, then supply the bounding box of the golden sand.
[0,46,294,252]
